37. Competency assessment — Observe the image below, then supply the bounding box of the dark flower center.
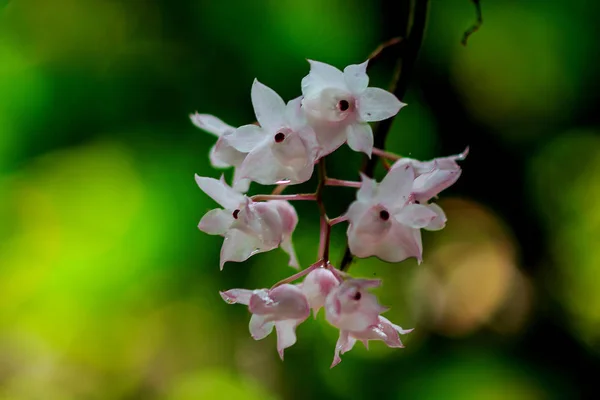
[232,209,240,219]
[339,100,350,111]
[353,291,362,301]
[379,210,390,221]
[274,132,285,143]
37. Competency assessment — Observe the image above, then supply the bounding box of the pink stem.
[251,193,316,202]
[270,260,324,289]
[372,147,401,161]
[318,215,330,260]
[329,215,348,226]
[324,178,361,188]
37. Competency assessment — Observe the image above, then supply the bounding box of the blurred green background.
[1,0,599,398]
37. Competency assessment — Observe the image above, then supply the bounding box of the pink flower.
[189,113,250,192]
[324,278,388,331]
[300,267,340,317]
[301,60,405,157]
[220,284,310,359]
[331,316,413,368]
[390,147,468,204]
[195,175,298,269]
[345,165,443,263]
[227,80,320,185]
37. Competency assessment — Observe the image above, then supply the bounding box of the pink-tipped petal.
[220,289,254,305]
[275,319,299,360]
[358,87,405,122]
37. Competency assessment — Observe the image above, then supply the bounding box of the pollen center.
[274,132,285,143]
[353,292,362,301]
[379,210,390,221]
[232,209,240,219]
[338,99,350,111]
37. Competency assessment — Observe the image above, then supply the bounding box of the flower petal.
[195,174,245,209]
[251,79,286,131]
[190,113,234,137]
[228,124,267,153]
[331,330,356,368]
[343,60,369,94]
[394,203,438,229]
[235,142,283,185]
[301,60,345,96]
[198,208,233,235]
[249,284,309,320]
[220,288,254,305]
[346,122,373,157]
[424,203,447,231]
[358,87,405,122]
[413,168,462,202]
[375,222,423,263]
[219,229,265,269]
[209,143,231,169]
[275,319,300,360]
[280,236,299,269]
[249,314,275,340]
[213,133,247,167]
[376,163,415,209]
[356,173,377,202]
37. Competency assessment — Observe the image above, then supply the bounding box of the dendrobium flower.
[300,267,340,317]
[228,80,320,185]
[195,175,299,269]
[346,165,445,263]
[190,113,250,192]
[220,284,310,359]
[331,316,413,368]
[391,147,468,203]
[301,60,405,157]
[324,278,388,332]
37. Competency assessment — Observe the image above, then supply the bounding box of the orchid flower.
[227,80,320,185]
[195,175,298,269]
[345,165,444,263]
[220,284,310,359]
[301,60,405,157]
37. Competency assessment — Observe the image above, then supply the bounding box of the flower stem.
[371,147,402,161]
[328,215,348,226]
[270,261,323,289]
[251,193,316,202]
[324,178,362,188]
[340,0,430,272]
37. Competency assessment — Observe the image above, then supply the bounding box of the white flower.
[301,60,405,157]
[195,175,298,269]
[227,80,320,185]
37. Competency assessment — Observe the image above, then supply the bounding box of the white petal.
[280,236,299,269]
[249,314,274,340]
[331,330,357,368]
[190,113,234,136]
[358,87,405,122]
[275,319,299,360]
[343,60,369,94]
[374,222,422,263]
[413,168,461,202]
[228,124,267,153]
[213,133,247,167]
[377,164,415,208]
[394,203,438,229]
[208,143,231,169]
[301,60,345,96]
[232,174,251,193]
[195,174,245,209]
[235,143,284,185]
[219,229,266,269]
[251,79,286,131]
[346,122,373,157]
[423,203,447,231]
[356,173,377,202]
[198,208,233,235]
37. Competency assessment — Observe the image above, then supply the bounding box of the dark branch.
[339,0,430,272]
[461,0,482,46]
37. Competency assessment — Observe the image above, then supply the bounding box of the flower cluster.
[192,59,466,367]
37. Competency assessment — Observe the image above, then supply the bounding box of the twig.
[461,0,482,46]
